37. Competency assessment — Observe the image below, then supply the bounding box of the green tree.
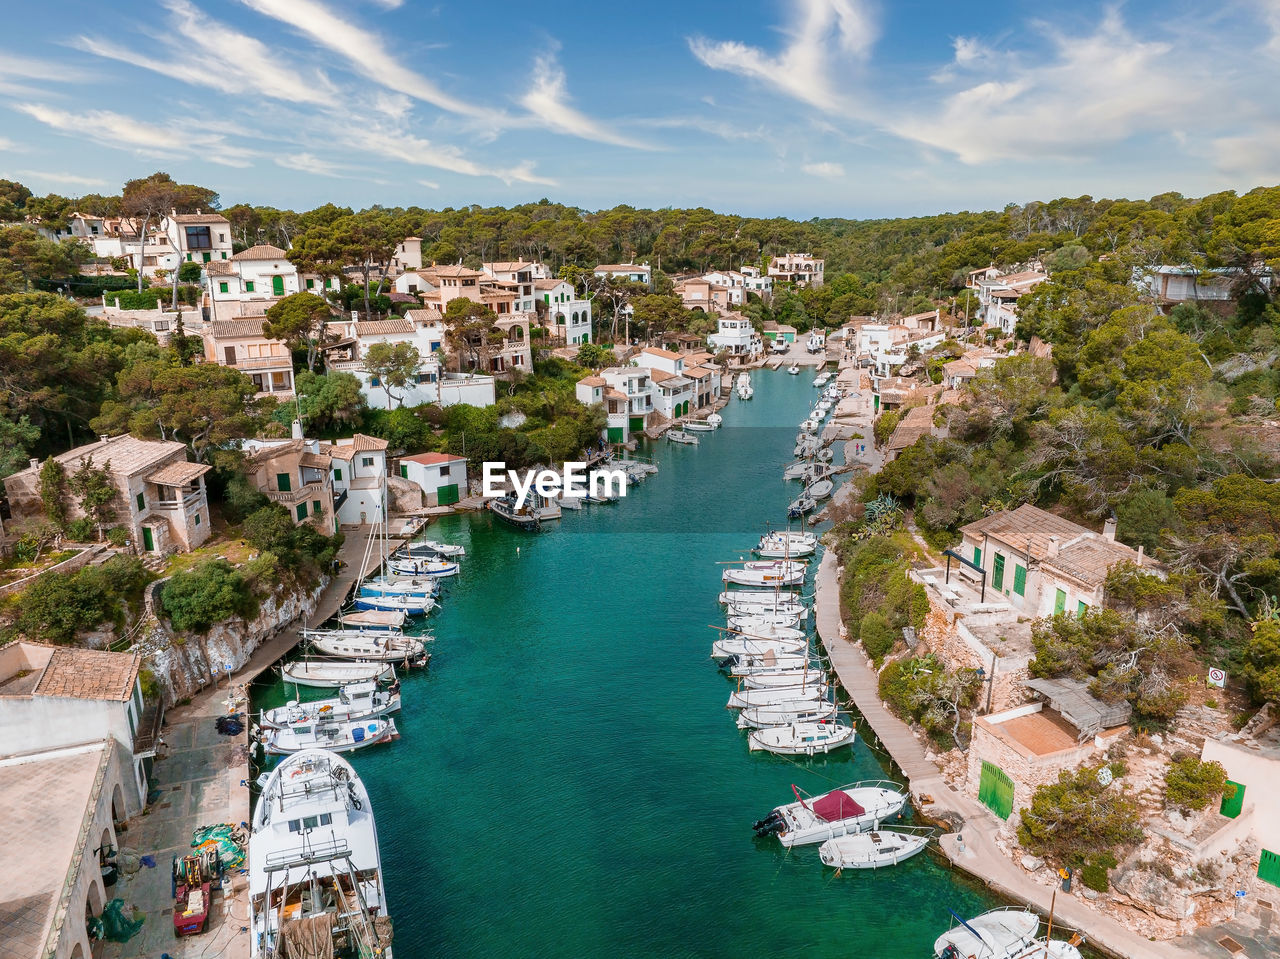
[38,457,68,527]
[1163,754,1232,811]
[289,370,366,433]
[0,414,39,479]
[1245,619,1280,705]
[1017,763,1143,869]
[575,343,616,369]
[363,342,420,407]
[160,559,254,632]
[264,291,334,372]
[68,456,116,540]
[121,172,219,293]
[0,225,86,293]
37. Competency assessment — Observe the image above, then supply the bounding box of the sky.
[2,0,1280,219]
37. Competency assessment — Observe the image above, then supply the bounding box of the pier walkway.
[814,551,1209,959]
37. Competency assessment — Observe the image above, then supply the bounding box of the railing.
[266,481,326,505]
[226,355,291,371]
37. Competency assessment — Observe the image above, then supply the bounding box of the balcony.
[226,355,291,371]
[265,481,327,505]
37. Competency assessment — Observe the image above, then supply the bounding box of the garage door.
[978,761,1015,820]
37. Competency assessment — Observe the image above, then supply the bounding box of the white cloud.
[275,153,346,177]
[12,170,107,188]
[952,36,987,66]
[347,125,555,186]
[802,161,845,178]
[688,0,877,111]
[15,103,256,168]
[0,137,15,151]
[519,51,654,150]
[417,178,440,190]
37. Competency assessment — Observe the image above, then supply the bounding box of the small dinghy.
[281,659,395,689]
[351,592,436,616]
[748,719,854,755]
[788,495,816,519]
[706,413,723,427]
[386,557,460,577]
[818,827,932,870]
[711,636,807,665]
[260,679,401,730]
[806,479,834,501]
[684,419,718,432]
[263,716,399,755]
[816,447,834,463]
[667,429,700,445]
[783,461,811,481]
[736,698,838,729]
[752,780,907,846]
[338,609,406,632]
[799,419,819,434]
[794,438,820,457]
[727,683,830,710]
[722,561,806,588]
[788,363,800,375]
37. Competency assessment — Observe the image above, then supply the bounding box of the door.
[438,483,460,506]
[992,553,1005,591]
[224,346,236,365]
[973,546,981,568]
[277,472,291,493]
[978,761,1014,820]
[272,275,285,296]
[141,527,154,552]
[1221,781,1245,818]
[1054,588,1067,614]
[1260,849,1280,888]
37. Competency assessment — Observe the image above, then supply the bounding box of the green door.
[1013,564,1027,596]
[272,275,285,296]
[629,416,644,432]
[973,546,982,568]
[438,483,460,506]
[992,553,1005,591]
[141,527,154,552]
[607,427,624,443]
[277,472,291,493]
[1054,588,1067,614]
[978,761,1014,820]
[1220,781,1245,818]
[1260,849,1280,888]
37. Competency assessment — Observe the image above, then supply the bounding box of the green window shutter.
[245,281,255,293]
[978,761,1014,820]
[1220,781,1245,819]
[296,503,307,521]
[992,553,1005,591]
[221,251,227,259]
[1054,588,1067,614]
[135,491,145,512]
[277,472,291,493]
[306,278,315,289]
[202,252,211,263]
[1077,601,1088,618]
[333,468,342,482]
[312,500,322,515]
[973,546,982,568]
[186,253,192,261]
[272,275,285,296]
[1013,564,1026,597]
[399,464,408,478]
[218,282,229,293]
[1259,849,1280,888]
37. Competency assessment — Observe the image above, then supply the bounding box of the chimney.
[1046,536,1059,558]
[1103,517,1117,542]
[100,435,109,444]
[1136,544,1145,567]
[29,458,39,471]
[291,419,304,440]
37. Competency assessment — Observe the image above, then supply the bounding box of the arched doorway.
[111,783,126,830]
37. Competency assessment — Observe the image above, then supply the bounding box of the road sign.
[1208,668,1226,688]
[1234,890,1247,898]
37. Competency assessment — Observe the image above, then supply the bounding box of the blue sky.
[2,0,1279,218]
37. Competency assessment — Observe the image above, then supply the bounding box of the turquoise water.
[254,371,999,958]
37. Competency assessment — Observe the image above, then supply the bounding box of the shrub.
[160,559,255,633]
[106,526,129,547]
[64,517,95,542]
[1164,755,1233,811]
[178,261,202,282]
[873,409,901,447]
[16,556,150,643]
[241,505,339,578]
[1018,764,1143,867]
[1081,854,1117,892]
[859,611,895,663]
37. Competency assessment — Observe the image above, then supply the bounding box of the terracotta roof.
[146,460,211,486]
[401,452,467,466]
[640,347,681,360]
[33,647,140,702]
[209,317,268,339]
[578,376,607,387]
[594,263,649,273]
[170,213,229,224]
[231,244,289,262]
[351,433,388,452]
[684,366,711,379]
[605,389,627,400]
[298,451,332,469]
[388,292,419,303]
[205,260,234,276]
[648,368,675,383]
[886,405,936,452]
[534,278,568,291]
[483,261,536,273]
[404,308,444,325]
[426,264,483,278]
[355,319,414,336]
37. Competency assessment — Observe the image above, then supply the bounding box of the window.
[185,253,192,261]
[296,503,308,521]
[992,553,1005,591]
[333,468,343,482]
[370,376,380,387]
[362,457,374,468]
[218,281,229,293]
[973,546,982,567]
[221,251,227,259]
[1013,564,1026,597]
[1054,588,1067,614]
[306,278,315,290]
[245,281,255,293]
[136,492,145,512]
[312,500,322,516]
[184,225,212,250]
[194,514,201,526]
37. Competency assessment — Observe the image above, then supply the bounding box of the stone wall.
[918,596,1026,712]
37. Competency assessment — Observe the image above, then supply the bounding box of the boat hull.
[818,831,929,869]
[748,721,854,755]
[280,661,395,688]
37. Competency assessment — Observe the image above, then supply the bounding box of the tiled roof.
[426,264,483,277]
[209,317,268,339]
[483,261,536,273]
[351,433,388,451]
[578,376,606,387]
[640,347,681,360]
[605,389,627,400]
[231,244,289,262]
[33,647,140,702]
[534,278,567,290]
[594,263,649,273]
[648,368,674,383]
[146,460,211,486]
[355,319,414,336]
[684,366,711,379]
[205,260,234,276]
[886,405,936,451]
[8,435,187,480]
[404,308,444,325]
[170,213,229,224]
[401,452,467,465]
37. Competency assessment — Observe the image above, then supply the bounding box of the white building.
[205,244,315,321]
[483,260,551,314]
[707,314,763,358]
[769,252,824,288]
[740,265,773,295]
[325,434,389,526]
[1136,265,1271,308]
[599,367,653,442]
[391,237,423,274]
[648,368,695,419]
[165,211,233,267]
[535,278,592,345]
[970,270,1048,335]
[593,262,651,286]
[396,452,469,507]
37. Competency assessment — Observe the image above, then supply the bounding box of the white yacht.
[305,631,428,665]
[755,531,817,557]
[741,667,827,689]
[818,827,931,870]
[813,371,831,387]
[281,659,396,689]
[399,539,465,559]
[727,682,830,710]
[250,750,394,958]
[722,596,810,621]
[752,781,907,846]
[719,589,801,605]
[711,636,807,665]
[933,908,1084,959]
[666,429,700,445]
[725,612,802,631]
[748,719,854,755]
[735,698,838,729]
[260,680,401,730]
[263,716,399,755]
[351,592,437,616]
[787,362,800,374]
[385,557,459,578]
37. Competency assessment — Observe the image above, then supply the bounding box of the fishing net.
[88,899,144,942]
[191,823,246,869]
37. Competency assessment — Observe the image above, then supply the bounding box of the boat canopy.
[813,790,865,822]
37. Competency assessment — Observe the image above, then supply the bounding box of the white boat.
[351,593,436,616]
[338,609,406,632]
[748,719,854,755]
[771,338,788,354]
[738,385,754,400]
[723,621,807,643]
[706,413,723,427]
[806,479,834,501]
[683,421,716,432]
[783,461,811,481]
[726,612,802,631]
[557,491,585,510]
[813,372,831,387]
[250,751,393,958]
[261,680,401,730]
[718,589,801,605]
[359,577,439,599]
[711,636,807,664]
[787,363,800,374]
[727,683,829,710]
[818,827,932,870]
[794,438,819,457]
[736,698,838,729]
[816,447,834,463]
[727,653,812,677]
[723,598,810,621]
[741,667,827,689]
[722,561,806,588]
[305,631,428,664]
[398,540,465,559]
[489,494,545,531]
[751,781,908,846]
[933,908,1084,959]
[667,429,700,445]
[263,715,399,755]
[281,659,395,689]
[787,495,816,519]
[385,557,459,578]
[755,539,816,558]
[799,419,819,434]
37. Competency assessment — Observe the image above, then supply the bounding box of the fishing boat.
[722,561,806,588]
[351,592,436,616]
[736,698,838,729]
[799,418,819,434]
[787,363,800,375]
[711,636,807,665]
[337,609,406,632]
[385,557,459,578]
[489,494,544,531]
[748,719,854,755]
[818,826,932,870]
[756,530,817,557]
[813,371,831,387]
[788,495,816,519]
[249,750,394,958]
[741,667,827,689]
[280,659,395,689]
[794,437,819,457]
[667,429,700,445]
[723,621,807,643]
[723,597,810,621]
[738,384,754,400]
[706,413,723,427]
[557,491,585,510]
[727,653,812,678]
[396,540,465,560]
[933,908,1084,959]
[726,612,802,631]
[806,479,834,501]
[727,682,829,710]
[262,715,399,755]
[683,420,717,432]
[261,680,401,730]
[816,447,834,463]
[304,631,428,665]
[358,576,439,600]
[783,461,811,481]
[751,780,908,846]
[718,589,801,605]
